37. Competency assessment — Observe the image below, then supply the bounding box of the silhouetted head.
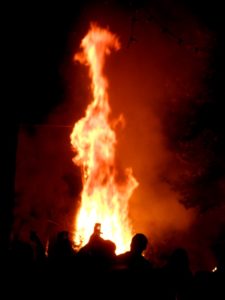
[57,231,69,241]
[104,240,116,256]
[169,248,190,270]
[48,230,75,261]
[130,233,148,255]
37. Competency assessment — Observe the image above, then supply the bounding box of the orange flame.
[70,23,138,253]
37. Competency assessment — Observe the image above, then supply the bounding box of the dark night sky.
[3,0,224,123]
[3,0,224,121]
[2,0,225,270]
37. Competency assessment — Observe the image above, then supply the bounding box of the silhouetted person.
[102,239,116,261]
[162,248,193,300]
[117,233,152,271]
[112,233,153,297]
[48,231,76,267]
[76,223,116,273]
[77,223,104,257]
[30,230,46,263]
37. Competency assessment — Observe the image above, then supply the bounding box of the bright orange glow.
[70,23,138,253]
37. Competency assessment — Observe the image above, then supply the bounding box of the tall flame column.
[70,24,138,253]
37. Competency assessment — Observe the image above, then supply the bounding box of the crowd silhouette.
[1,222,224,299]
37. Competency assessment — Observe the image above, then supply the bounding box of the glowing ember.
[70,23,138,253]
[212,266,217,272]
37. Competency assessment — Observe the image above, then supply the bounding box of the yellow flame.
[70,23,138,253]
